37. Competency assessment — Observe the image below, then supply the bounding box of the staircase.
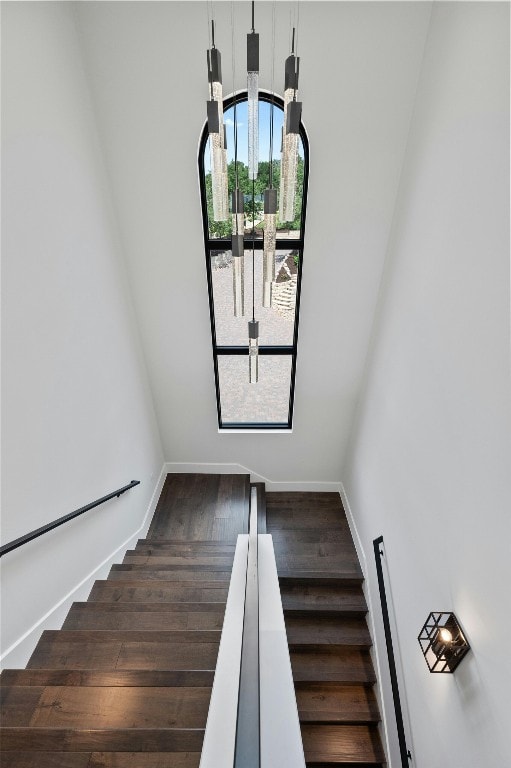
[1,474,385,766]
[266,490,385,767]
[0,474,249,768]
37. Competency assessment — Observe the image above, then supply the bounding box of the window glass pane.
[218,355,292,424]
[204,100,304,240]
[211,249,299,346]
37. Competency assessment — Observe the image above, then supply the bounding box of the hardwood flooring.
[0,474,249,767]
[266,491,385,766]
[1,475,385,766]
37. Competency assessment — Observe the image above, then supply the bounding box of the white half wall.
[342,4,510,766]
[1,2,164,668]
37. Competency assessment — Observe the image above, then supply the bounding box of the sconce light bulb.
[439,628,453,644]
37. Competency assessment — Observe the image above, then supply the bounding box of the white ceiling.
[74,1,432,482]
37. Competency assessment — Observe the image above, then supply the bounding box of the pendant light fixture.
[249,176,259,384]
[230,7,245,319]
[262,2,277,309]
[205,1,304,383]
[279,28,302,223]
[232,188,245,317]
[207,21,228,221]
[247,1,259,181]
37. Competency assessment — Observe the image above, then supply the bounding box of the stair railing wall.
[200,487,306,767]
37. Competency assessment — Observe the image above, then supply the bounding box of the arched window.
[199,92,308,430]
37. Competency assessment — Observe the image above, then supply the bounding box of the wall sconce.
[418,612,470,673]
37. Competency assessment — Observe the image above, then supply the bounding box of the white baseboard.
[0,465,167,670]
[164,462,342,493]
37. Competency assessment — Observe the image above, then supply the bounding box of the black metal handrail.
[0,480,140,557]
[373,535,412,766]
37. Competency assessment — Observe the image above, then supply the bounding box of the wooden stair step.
[63,603,225,631]
[295,684,380,724]
[0,670,214,688]
[0,727,204,752]
[272,541,358,557]
[286,616,371,649]
[291,650,376,685]
[133,542,236,554]
[27,631,220,671]
[88,581,229,603]
[107,567,231,581]
[279,573,363,587]
[110,563,232,574]
[281,584,367,615]
[122,554,234,567]
[0,686,210,728]
[269,529,350,544]
[0,753,200,768]
[266,492,343,508]
[0,754,92,768]
[267,510,347,530]
[136,539,237,546]
[301,724,385,764]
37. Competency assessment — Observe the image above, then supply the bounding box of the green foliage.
[204,155,304,237]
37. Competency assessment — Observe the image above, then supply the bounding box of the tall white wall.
[342,4,510,766]
[1,2,164,668]
[75,1,432,485]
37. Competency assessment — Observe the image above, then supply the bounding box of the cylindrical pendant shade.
[263,213,276,307]
[279,88,299,223]
[209,80,228,221]
[247,71,259,180]
[233,253,245,318]
[248,320,259,384]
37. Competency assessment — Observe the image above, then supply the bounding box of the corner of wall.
[0,465,167,670]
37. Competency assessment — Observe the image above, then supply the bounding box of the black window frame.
[199,91,309,430]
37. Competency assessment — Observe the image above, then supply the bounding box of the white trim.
[200,534,249,768]
[218,429,293,435]
[259,534,306,767]
[164,462,342,494]
[0,465,167,668]
[339,482,392,767]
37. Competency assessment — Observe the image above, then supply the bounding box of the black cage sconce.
[418,612,470,673]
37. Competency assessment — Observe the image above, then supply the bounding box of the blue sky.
[204,100,303,173]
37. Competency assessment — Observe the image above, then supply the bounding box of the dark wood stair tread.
[0,727,204,752]
[0,670,214,688]
[122,554,234,567]
[88,581,229,603]
[63,603,225,631]
[281,584,367,615]
[27,631,220,671]
[136,540,236,548]
[301,724,385,763]
[269,529,351,544]
[107,568,231,581]
[1,686,211,728]
[0,754,92,768]
[0,753,200,768]
[286,616,371,648]
[295,684,380,724]
[110,564,232,573]
[135,539,236,546]
[291,649,376,684]
[279,573,363,586]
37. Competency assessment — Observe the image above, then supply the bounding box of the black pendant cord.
[252,178,256,322]
[269,0,276,189]
[231,1,239,228]
[251,0,255,33]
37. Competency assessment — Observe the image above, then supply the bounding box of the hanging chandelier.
[206,2,303,383]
